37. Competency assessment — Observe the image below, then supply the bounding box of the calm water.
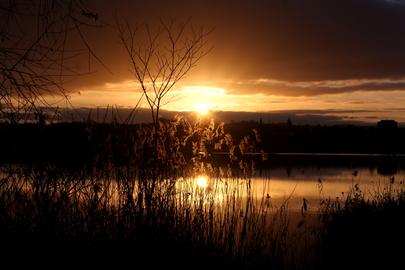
[2,157,404,213]
[179,165,405,212]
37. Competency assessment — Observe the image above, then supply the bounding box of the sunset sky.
[46,0,405,123]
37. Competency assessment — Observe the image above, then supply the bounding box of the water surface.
[181,164,404,211]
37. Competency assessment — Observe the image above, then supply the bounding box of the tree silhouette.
[0,0,102,124]
[117,18,212,149]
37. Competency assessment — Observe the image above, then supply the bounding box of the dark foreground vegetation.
[0,119,404,269]
[320,182,405,269]
[0,165,291,269]
[2,1,403,267]
[0,164,404,269]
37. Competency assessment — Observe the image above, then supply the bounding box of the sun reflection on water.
[196,175,209,188]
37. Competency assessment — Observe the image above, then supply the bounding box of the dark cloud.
[222,79,405,96]
[213,111,354,125]
[385,107,405,111]
[46,107,378,126]
[6,0,405,97]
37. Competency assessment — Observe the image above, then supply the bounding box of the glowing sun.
[193,102,210,115]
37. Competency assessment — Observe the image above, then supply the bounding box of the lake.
[177,153,405,212]
[1,154,404,213]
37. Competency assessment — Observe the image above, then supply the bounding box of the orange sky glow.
[43,80,405,123]
[36,0,405,124]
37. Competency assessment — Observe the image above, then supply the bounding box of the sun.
[193,102,210,115]
[196,175,209,188]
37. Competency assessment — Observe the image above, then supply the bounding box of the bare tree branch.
[117,17,212,162]
[0,0,104,124]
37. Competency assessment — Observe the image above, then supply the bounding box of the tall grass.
[1,118,404,269]
[0,163,311,268]
[319,179,405,269]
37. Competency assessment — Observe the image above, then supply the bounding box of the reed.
[319,179,405,269]
[0,164,301,269]
[0,118,403,269]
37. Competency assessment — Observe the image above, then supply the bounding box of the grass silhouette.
[0,118,404,269]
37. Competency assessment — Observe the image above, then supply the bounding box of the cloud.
[44,107,386,126]
[7,0,405,100]
[221,79,405,96]
[383,0,405,5]
[58,0,405,96]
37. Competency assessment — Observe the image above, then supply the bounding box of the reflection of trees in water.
[377,157,398,176]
